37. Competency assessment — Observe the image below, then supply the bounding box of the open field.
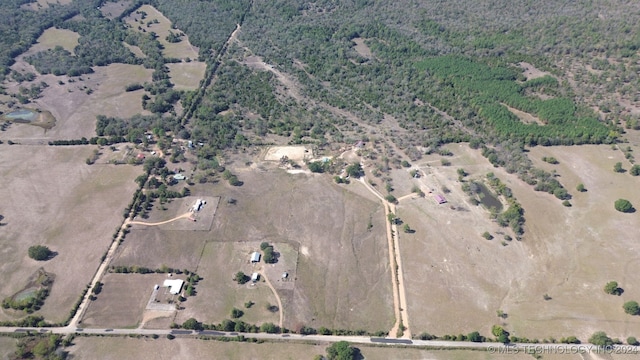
[0,145,142,324]
[20,0,72,11]
[398,143,640,341]
[131,195,219,231]
[0,337,18,359]
[172,241,280,327]
[205,164,394,332]
[99,0,133,19]
[123,42,146,59]
[263,145,312,162]
[124,5,199,60]
[65,336,640,360]
[1,63,153,141]
[167,62,207,90]
[32,27,80,54]
[80,273,173,329]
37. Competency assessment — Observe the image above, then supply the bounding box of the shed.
[173,174,186,181]
[251,272,260,282]
[434,194,447,204]
[163,279,184,295]
[250,252,261,263]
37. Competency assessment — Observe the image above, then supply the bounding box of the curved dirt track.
[127,212,191,226]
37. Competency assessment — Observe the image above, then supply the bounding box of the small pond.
[4,109,38,123]
[476,182,503,211]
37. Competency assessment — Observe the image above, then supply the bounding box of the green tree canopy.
[345,163,363,178]
[604,281,622,295]
[589,331,613,347]
[624,301,640,315]
[28,245,53,261]
[326,341,358,360]
[615,199,634,213]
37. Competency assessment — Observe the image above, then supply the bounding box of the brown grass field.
[172,241,280,327]
[0,145,142,324]
[1,63,153,141]
[167,62,207,90]
[65,336,640,360]
[32,27,80,54]
[99,0,133,19]
[80,273,172,329]
[0,337,18,359]
[110,160,394,332]
[124,5,199,60]
[205,164,394,332]
[397,143,640,341]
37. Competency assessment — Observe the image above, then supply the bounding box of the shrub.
[28,245,53,261]
[615,199,634,213]
[624,301,640,315]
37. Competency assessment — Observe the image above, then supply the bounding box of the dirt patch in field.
[167,62,207,90]
[100,0,133,19]
[400,143,640,341]
[1,63,153,141]
[502,103,545,125]
[80,273,171,328]
[0,146,142,324]
[263,145,312,162]
[124,4,199,60]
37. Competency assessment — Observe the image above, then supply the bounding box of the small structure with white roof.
[250,252,261,263]
[163,279,184,295]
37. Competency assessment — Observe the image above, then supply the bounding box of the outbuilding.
[250,252,261,263]
[251,272,260,282]
[163,279,184,295]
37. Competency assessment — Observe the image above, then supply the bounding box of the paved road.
[1,325,633,355]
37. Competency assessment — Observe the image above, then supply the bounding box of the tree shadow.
[47,251,59,261]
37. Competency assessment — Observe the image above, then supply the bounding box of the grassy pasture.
[172,241,280,327]
[0,146,141,324]
[34,27,80,54]
[80,273,171,329]
[99,0,133,19]
[0,63,153,141]
[167,62,206,90]
[205,164,394,332]
[124,5,199,59]
[65,336,625,360]
[399,143,640,341]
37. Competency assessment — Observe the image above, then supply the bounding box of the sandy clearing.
[32,27,80,54]
[263,145,312,161]
[519,62,553,80]
[352,38,374,59]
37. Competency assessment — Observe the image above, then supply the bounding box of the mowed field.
[0,145,142,324]
[80,273,172,329]
[398,143,640,341]
[124,5,199,60]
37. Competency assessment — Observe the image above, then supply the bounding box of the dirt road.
[359,177,411,338]
[128,212,191,226]
[260,270,284,329]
